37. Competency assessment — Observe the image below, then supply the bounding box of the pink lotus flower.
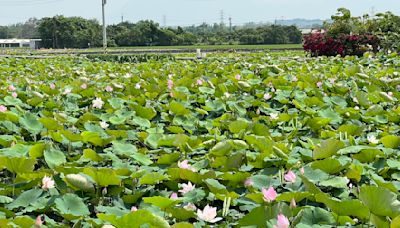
[170,192,178,199]
[42,176,55,190]
[273,214,290,228]
[179,182,195,195]
[50,83,56,90]
[290,198,297,208]
[35,215,43,227]
[244,178,254,187]
[388,92,394,97]
[167,80,174,90]
[8,85,16,91]
[262,187,277,202]
[316,81,323,88]
[224,92,231,98]
[196,79,204,86]
[184,203,197,211]
[197,205,222,223]
[178,160,196,171]
[264,93,272,101]
[105,85,113,92]
[131,206,138,212]
[12,92,17,98]
[135,83,141,89]
[292,76,298,82]
[92,97,104,109]
[81,83,87,89]
[0,105,7,113]
[284,170,297,183]
[329,78,336,84]
[235,74,241,80]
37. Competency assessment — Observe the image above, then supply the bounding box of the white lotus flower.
[367,135,379,144]
[177,160,196,171]
[42,176,55,190]
[179,182,195,195]
[100,121,109,129]
[264,93,272,101]
[197,205,222,223]
[63,88,72,95]
[92,97,104,109]
[270,113,279,120]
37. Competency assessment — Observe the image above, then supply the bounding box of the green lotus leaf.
[7,189,43,210]
[359,185,400,218]
[83,167,121,187]
[171,223,194,228]
[210,141,233,156]
[143,196,180,210]
[315,193,370,219]
[44,148,67,169]
[81,131,104,146]
[0,156,36,173]
[19,113,44,135]
[139,172,168,185]
[298,207,336,226]
[55,193,90,219]
[313,139,345,160]
[381,135,400,149]
[98,209,170,228]
[228,119,249,134]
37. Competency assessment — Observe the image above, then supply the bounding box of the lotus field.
[0,52,400,227]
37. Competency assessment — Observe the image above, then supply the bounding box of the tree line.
[0,16,302,48]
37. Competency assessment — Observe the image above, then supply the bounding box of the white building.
[0,39,42,49]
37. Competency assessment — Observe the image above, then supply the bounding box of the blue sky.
[0,0,398,26]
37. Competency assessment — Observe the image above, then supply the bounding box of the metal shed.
[0,39,42,49]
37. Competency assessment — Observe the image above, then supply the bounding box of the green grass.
[31,44,302,54]
[105,44,302,50]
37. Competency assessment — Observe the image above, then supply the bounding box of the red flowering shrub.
[303,33,379,57]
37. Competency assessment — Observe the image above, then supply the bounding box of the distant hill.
[275,19,326,29]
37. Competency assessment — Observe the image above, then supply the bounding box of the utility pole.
[229,17,232,32]
[102,0,107,53]
[121,14,124,23]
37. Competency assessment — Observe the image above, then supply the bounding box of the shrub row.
[303,33,380,57]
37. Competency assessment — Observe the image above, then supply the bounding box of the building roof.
[0,39,41,44]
